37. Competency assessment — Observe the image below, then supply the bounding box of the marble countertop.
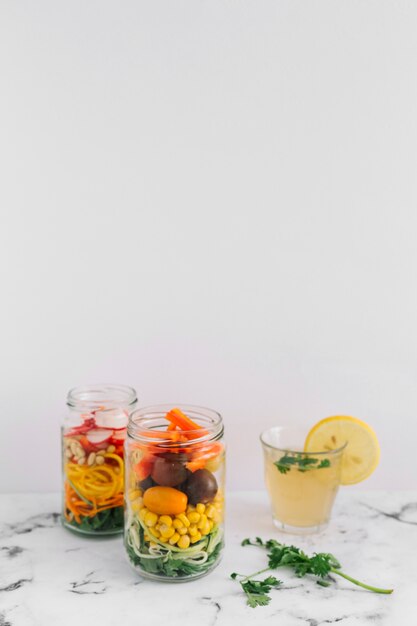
[1,491,415,625]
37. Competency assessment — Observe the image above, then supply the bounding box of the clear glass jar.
[62,384,138,535]
[124,405,225,581]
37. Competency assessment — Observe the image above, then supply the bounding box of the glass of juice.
[260,426,346,534]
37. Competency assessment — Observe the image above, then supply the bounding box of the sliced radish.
[95,441,110,450]
[94,409,129,430]
[86,429,113,445]
[111,429,127,441]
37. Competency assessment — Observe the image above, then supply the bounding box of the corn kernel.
[139,507,149,521]
[144,533,151,542]
[208,519,214,531]
[159,515,173,527]
[149,526,160,538]
[131,497,144,513]
[160,524,175,539]
[190,531,202,544]
[187,511,200,524]
[173,518,183,530]
[186,504,196,513]
[196,503,205,514]
[200,520,211,536]
[205,505,216,519]
[177,535,190,549]
[177,513,190,527]
[188,525,198,536]
[128,489,143,501]
[169,532,180,545]
[144,511,158,527]
[196,513,207,530]
[178,527,188,535]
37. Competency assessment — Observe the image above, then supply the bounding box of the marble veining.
[0,491,415,625]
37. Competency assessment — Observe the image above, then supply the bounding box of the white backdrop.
[1,0,417,493]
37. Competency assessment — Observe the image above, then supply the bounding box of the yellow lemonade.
[264,447,342,530]
[261,418,380,534]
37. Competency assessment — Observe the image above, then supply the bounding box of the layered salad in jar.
[62,408,129,534]
[124,407,225,580]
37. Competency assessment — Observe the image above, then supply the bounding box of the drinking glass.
[260,426,346,534]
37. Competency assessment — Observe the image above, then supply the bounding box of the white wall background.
[1,0,417,493]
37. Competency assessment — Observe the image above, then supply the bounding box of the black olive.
[139,475,155,491]
[175,470,192,493]
[151,457,188,487]
[186,469,218,504]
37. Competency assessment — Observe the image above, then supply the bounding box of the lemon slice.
[304,415,380,485]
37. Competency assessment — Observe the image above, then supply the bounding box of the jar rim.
[128,404,223,445]
[67,384,138,410]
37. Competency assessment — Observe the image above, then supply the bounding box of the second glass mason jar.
[124,405,225,581]
[62,384,138,535]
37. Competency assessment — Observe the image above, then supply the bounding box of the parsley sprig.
[230,573,282,607]
[275,454,330,474]
[231,537,393,607]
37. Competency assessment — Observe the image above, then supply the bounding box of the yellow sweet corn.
[131,497,144,513]
[177,535,190,549]
[188,525,198,537]
[200,520,211,536]
[178,527,188,535]
[205,505,216,519]
[128,489,143,501]
[148,526,160,538]
[173,518,183,530]
[160,524,175,539]
[187,511,200,524]
[190,531,202,544]
[144,511,158,527]
[169,532,180,545]
[159,515,173,527]
[196,514,207,530]
[177,513,190,527]
[139,507,149,521]
[196,503,205,514]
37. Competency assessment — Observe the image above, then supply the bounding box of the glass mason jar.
[62,384,138,535]
[124,405,225,581]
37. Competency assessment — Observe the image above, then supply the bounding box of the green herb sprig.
[275,454,330,474]
[230,573,282,607]
[231,537,393,607]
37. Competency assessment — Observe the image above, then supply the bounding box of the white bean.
[87,452,96,466]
